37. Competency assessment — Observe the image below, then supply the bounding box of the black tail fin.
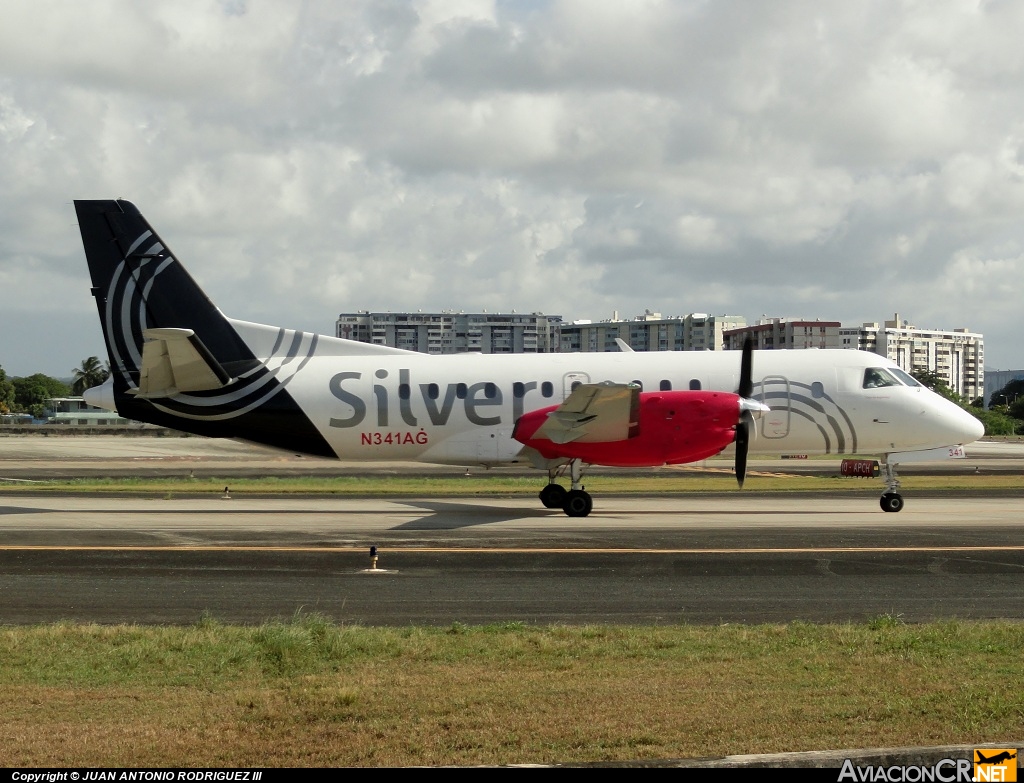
[75,200,255,391]
[74,199,334,457]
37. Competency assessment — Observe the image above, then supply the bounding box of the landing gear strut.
[564,459,592,517]
[880,460,904,513]
[539,460,593,517]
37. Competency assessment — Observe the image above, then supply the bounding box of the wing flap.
[535,382,640,444]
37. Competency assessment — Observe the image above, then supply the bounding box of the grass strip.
[1,615,1022,766]
[1,472,1022,495]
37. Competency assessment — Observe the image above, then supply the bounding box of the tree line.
[0,357,109,419]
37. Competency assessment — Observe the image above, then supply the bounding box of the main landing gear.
[880,460,904,513]
[539,459,593,517]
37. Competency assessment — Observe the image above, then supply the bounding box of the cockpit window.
[888,368,922,387]
[863,368,901,389]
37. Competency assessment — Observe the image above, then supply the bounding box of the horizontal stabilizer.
[535,382,640,444]
[133,328,233,398]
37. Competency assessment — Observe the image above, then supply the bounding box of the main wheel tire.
[880,493,905,513]
[563,489,593,517]
[539,484,567,509]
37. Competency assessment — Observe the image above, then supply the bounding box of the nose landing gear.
[880,460,904,513]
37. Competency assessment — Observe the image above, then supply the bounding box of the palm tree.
[71,356,110,396]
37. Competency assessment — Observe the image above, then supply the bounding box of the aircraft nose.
[958,407,985,444]
[926,394,984,447]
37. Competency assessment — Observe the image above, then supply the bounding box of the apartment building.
[336,311,562,354]
[722,318,842,351]
[560,312,747,352]
[839,314,984,401]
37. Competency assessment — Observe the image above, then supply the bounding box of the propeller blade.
[735,336,758,488]
[738,335,753,400]
[735,410,751,487]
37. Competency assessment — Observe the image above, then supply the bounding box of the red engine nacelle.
[513,390,743,467]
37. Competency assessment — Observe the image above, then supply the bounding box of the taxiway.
[1,492,1023,625]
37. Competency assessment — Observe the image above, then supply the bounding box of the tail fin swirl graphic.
[75,199,334,456]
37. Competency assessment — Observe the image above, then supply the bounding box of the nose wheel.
[880,492,904,513]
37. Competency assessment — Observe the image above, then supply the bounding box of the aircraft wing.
[134,328,232,398]
[533,382,640,444]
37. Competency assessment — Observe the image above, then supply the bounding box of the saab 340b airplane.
[75,200,984,516]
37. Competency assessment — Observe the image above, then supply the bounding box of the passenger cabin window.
[631,380,643,391]
[571,381,582,392]
[541,381,554,398]
[456,383,467,399]
[659,380,672,391]
[863,368,900,389]
[689,379,701,391]
[427,383,439,400]
[811,381,825,398]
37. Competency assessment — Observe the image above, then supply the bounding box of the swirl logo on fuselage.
[759,377,858,454]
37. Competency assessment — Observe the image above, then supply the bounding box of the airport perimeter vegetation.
[2,436,1023,765]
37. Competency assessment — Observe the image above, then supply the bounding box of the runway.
[2,492,1023,625]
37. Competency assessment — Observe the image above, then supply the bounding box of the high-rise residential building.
[336,311,562,354]
[560,312,747,352]
[722,318,842,351]
[335,309,984,402]
[839,314,984,401]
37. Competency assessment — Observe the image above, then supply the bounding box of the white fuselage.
[227,322,983,467]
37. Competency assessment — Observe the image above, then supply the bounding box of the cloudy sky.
[1,0,1022,379]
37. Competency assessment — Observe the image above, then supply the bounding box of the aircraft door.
[476,430,500,463]
[759,375,791,438]
[562,372,590,400]
[443,429,513,466]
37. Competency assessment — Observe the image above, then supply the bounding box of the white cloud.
[0,0,1023,375]
[940,250,1021,299]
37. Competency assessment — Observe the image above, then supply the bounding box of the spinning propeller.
[734,336,770,487]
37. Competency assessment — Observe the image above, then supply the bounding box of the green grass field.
[1,616,1022,766]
